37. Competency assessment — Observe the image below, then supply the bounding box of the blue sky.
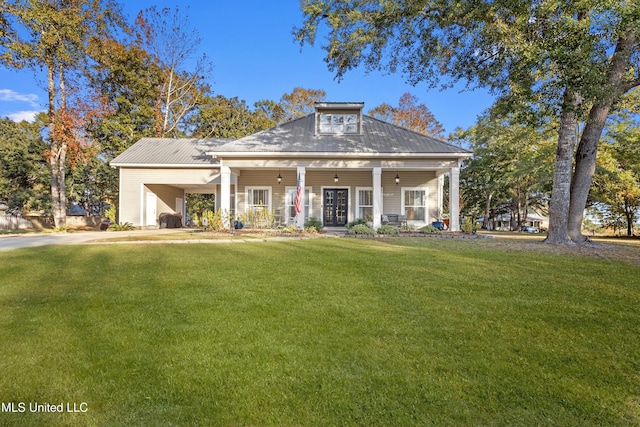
[0,0,494,135]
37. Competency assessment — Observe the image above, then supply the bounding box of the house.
[110,102,472,230]
[484,211,549,231]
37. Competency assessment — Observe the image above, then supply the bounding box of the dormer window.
[315,102,364,135]
[319,113,358,134]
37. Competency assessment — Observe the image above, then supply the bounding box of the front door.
[323,188,348,227]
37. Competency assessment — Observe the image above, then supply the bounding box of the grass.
[0,237,639,426]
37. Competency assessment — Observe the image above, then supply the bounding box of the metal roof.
[111,114,470,167]
[212,115,470,155]
[110,138,230,167]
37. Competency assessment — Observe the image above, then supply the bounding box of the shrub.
[105,205,117,223]
[280,224,301,234]
[109,222,135,231]
[239,205,274,229]
[348,224,375,235]
[401,222,417,232]
[461,218,478,234]
[420,225,441,234]
[304,226,319,234]
[377,225,399,235]
[305,217,323,232]
[346,218,368,229]
[200,210,231,231]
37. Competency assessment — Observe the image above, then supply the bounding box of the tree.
[133,6,212,138]
[253,99,286,126]
[296,1,640,244]
[86,37,162,157]
[591,120,640,236]
[368,93,445,138]
[458,114,555,230]
[278,87,326,123]
[1,0,124,227]
[0,115,50,213]
[189,95,274,139]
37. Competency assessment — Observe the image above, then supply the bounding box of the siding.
[119,167,219,226]
[236,169,440,225]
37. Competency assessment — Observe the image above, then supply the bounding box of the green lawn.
[0,238,639,426]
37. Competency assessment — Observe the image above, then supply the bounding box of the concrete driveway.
[0,228,187,252]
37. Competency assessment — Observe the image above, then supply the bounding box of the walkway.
[0,228,186,252]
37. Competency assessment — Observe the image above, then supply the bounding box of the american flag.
[294,173,302,216]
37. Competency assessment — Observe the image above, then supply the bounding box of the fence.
[0,215,36,230]
[0,215,102,230]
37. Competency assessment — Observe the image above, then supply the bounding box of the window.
[285,187,311,224]
[402,188,427,221]
[319,113,358,133]
[246,187,271,212]
[356,188,374,221]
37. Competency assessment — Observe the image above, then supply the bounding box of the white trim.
[245,186,272,212]
[207,151,471,159]
[355,187,375,222]
[284,186,312,225]
[401,187,429,225]
[320,186,351,225]
[139,183,144,227]
[111,163,219,168]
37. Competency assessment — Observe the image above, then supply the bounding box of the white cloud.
[0,89,41,107]
[7,110,43,123]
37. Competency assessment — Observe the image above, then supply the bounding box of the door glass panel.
[336,190,347,225]
[324,190,334,226]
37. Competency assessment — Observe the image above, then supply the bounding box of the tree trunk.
[567,104,610,243]
[568,32,637,243]
[625,200,633,237]
[46,61,65,229]
[57,65,68,228]
[483,192,492,229]
[546,88,581,244]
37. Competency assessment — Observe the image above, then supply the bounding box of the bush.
[200,210,231,231]
[461,218,478,234]
[109,222,135,231]
[304,226,319,234]
[346,218,368,229]
[377,225,399,235]
[420,225,441,234]
[105,205,117,223]
[304,217,323,232]
[348,224,375,235]
[238,206,273,229]
[280,224,301,234]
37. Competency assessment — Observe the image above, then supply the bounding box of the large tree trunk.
[567,32,638,243]
[567,104,610,243]
[46,61,65,229]
[546,88,581,244]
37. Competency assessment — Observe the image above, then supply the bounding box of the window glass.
[404,189,426,221]
[247,188,270,212]
[319,113,358,133]
[358,189,373,220]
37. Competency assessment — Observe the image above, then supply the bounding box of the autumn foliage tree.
[369,93,445,138]
[0,0,124,227]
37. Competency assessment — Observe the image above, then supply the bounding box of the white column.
[372,167,382,229]
[437,174,445,220]
[295,166,306,229]
[221,166,231,229]
[449,166,460,232]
